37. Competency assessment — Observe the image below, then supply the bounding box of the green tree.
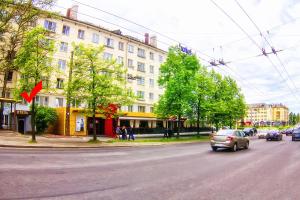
[14,26,55,142]
[69,43,134,141]
[156,46,200,137]
[35,106,58,133]
[187,66,214,135]
[206,71,246,130]
[0,0,55,129]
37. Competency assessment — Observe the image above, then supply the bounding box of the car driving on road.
[257,130,268,139]
[292,129,300,141]
[210,129,249,152]
[266,130,282,141]
[281,128,293,136]
[243,127,257,136]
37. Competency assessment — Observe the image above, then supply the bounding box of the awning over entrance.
[0,98,21,103]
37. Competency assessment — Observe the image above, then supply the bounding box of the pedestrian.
[127,126,135,141]
[116,126,121,140]
[120,126,127,140]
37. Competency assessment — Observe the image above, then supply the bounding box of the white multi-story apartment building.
[1,6,167,135]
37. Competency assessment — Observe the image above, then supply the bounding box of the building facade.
[244,103,289,126]
[1,7,168,136]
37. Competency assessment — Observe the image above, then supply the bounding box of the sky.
[52,0,300,112]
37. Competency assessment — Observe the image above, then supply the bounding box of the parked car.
[292,129,300,141]
[266,130,282,141]
[210,129,249,152]
[257,130,268,139]
[281,128,293,136]
[243,127,257,136]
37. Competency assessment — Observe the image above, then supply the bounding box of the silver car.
[210,129,250,152]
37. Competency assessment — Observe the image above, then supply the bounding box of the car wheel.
[212,146,218,151]
[244,142,249,149]
[231,143,238,152]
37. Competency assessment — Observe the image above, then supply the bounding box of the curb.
[0,140,209,149]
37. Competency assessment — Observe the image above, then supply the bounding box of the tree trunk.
[0,71,8,129]
[92,111,97,141]
[197,98,200,136]
[177,114,181,138]
[31,97,36,142]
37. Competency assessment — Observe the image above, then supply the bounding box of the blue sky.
[53,0,300,112]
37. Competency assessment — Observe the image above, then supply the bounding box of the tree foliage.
[155,46,247,134]
[156,46,200,136]
[14,26,55,141]
[0,0,56,129]
[36,106,58,133]
[68,43,135,141]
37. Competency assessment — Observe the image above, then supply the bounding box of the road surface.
[1,136,300,200]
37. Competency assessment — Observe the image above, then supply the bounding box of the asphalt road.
[1,135,300,200]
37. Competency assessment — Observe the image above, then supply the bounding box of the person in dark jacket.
[127,126,135,141]
[120,126,127,140]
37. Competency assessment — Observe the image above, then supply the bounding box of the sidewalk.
[0,130,209,148]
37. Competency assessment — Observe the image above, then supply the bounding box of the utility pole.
[65,51,74,136]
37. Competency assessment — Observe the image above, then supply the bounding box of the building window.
[35,96,40,104]
[62,25,70,36]
[105,38,114,48]
[159,55,164,62]
[117,56,123,65]
[137,62,145,72]
[128,105,133,112]
[137,91,145,100]
[118,42,124,51]
[103,52,113,60]
[137,77,145,85]
[138,106,146,113]
[92,33,99,44]
[150,65,154,73]
[150,52,154,60]
[128,44,134,53]
[137,48,145,58]
[128,59,134,69]
[36,96,49,106]
[149,92,154,100]
[150,107,154,113]
[149,78,154,87]
[55,98,64,107]
[58,59,66,71]
[60,42,68,52]
[7,71,13,81]
[5,92,10,98]
[44,20,56,32]
[78,29,85,39]
[56,78,64,89]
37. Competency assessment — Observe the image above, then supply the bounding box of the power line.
[54,3,297,101]
[234,0,300,97]
[210,0,300,102]
[71,0,214,60]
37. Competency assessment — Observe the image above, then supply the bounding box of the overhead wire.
[55,2,293,101]
[210,0,300,102]
[234,0,300,98]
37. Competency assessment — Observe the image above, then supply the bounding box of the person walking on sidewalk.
[120,126,127,140]
[127,126,135,141]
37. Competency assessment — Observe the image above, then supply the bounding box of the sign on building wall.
[76,114,84,132]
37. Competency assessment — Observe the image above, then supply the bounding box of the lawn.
[107,135,210,143]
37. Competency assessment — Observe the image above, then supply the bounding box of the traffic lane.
[1,136,299,200]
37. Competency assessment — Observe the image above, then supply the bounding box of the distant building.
[244,103,289,126]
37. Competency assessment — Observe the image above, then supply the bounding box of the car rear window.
[216,130,234,136]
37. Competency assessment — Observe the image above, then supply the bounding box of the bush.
[35,106,58,134]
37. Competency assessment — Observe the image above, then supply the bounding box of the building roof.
[59,15,167,54]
